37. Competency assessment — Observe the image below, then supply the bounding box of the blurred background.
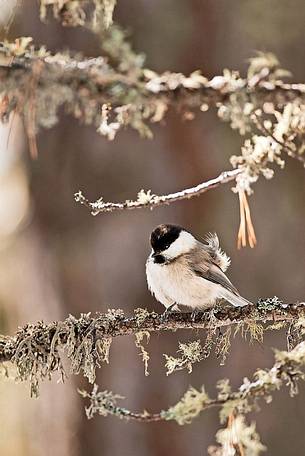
[0,0,305,455]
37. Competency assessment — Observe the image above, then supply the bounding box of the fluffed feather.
[203,232,231,272]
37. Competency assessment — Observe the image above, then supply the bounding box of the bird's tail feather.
[220,290,253,307]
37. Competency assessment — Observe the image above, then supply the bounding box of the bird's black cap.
[150,224,183,253]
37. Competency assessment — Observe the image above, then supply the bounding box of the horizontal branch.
[1,45,305,106]
[1,39,305,140]
[81,338,305,423]
[0,299,304,396]
[1,300,304,363]
[74,169,241,214]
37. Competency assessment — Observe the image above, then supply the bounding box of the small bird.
[146,224,252,312]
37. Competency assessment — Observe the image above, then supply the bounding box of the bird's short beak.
[152,251,162,259]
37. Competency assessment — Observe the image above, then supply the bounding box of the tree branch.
[1,300,304,363]
[74,169,241,214]
[81,337,305,423]
[0,300,304,396]
[1,39,305,140]
[1,46,305,105]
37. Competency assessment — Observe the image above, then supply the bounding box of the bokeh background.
[0,1,305,455]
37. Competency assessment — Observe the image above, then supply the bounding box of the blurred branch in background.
[0,38,304,142]
[0,32,304,252]
[1,37,304,249]
[39,0,117,29]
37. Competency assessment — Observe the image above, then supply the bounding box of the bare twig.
[74,169,241,214]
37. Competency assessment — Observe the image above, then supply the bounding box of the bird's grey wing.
[187,245,239,296]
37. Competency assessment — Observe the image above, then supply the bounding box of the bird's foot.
[191,308,200,322]
[161,303,177,323]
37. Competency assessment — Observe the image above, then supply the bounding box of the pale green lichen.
[247,51,291,81]
[136,189,157,205]
[39,0,117,29]
[265,321,286,331]
[134,308,150,326]
[135,331,150,376]
[231,98,305,195]
[215,327,232,365]
[76,336,305,456]
[209,414,266,456]
[245,322,264,344]
[164,340,203,375]
[2,310,124,396]
[134,308,157,326]
[216,378,232,400]
[162,386,210,425]
[79,384,124,419]
[256,296,283,310]
[1,37,304,199]
[96,337,112,364]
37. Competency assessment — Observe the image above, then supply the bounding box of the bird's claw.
[161,303,176,323]
[191,309,200,322]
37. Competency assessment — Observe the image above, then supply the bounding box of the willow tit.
[146,224,252,311]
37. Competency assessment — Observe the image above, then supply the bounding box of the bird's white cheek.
[165,231,196,259]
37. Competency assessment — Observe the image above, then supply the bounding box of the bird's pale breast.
[146,255,222,309]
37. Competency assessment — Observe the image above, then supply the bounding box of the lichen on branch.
[74,169,241,215]
[1,35,305,218]
[80,337,305,454]
[39,0,117,29]
[0,299,304,396]
[1,37,304,143]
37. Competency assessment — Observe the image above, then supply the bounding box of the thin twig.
[81,338,305,422]
[74,169,241,214]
